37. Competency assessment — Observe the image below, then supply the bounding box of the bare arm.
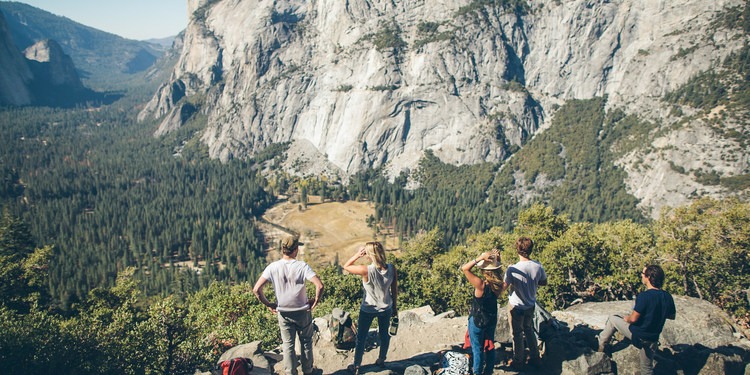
[252,276,277,313]
[308,275,324,310]
[343,247,369,277]
[624,310,641,324]
[461,250,497,297]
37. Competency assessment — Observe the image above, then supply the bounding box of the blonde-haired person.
[343,242,398,374]
[461,249,503,375]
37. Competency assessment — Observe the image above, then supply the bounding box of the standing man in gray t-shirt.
[254,235,324,375]
[503,236,547,370]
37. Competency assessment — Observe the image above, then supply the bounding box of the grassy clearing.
[261,197,400,267]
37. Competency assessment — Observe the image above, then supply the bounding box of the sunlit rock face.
[24,39,84,89]
[140,0,748,216]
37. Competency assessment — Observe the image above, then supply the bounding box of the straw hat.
[476,256,501,270]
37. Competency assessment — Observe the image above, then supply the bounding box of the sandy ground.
[260,198,400,267]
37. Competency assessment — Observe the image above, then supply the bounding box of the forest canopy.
[1,198,748,374]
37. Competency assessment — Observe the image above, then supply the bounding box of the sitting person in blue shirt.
[598,265,676,375]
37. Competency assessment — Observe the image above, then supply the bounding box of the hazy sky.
[12,0,187,40]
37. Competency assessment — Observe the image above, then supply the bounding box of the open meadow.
[259,197,400,267]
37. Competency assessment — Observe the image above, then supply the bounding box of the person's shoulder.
[295,260,313,268]
[660,289,675,301]
[641,288,672,299]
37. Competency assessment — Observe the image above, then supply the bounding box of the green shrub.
[370,21,407,54]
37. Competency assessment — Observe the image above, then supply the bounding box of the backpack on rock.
[219,357,253,375]
[434,350,470,375]
[329,307,357,350]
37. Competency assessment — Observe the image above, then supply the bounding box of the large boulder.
[550,296,750,375]
[555,296,746,349]
[199,300,749,375]
[217,341,273,375]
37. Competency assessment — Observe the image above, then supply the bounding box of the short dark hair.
[643,265,665,288]
[516,236,534,257]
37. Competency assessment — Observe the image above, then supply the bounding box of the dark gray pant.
[278,310,314,375]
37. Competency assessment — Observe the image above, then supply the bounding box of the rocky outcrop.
[0,10,33,106]
[199,297,749,375]
[0,9,96,108]
[141,0,749,215]
[24,39,84,90]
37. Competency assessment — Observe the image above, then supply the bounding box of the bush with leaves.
[185,282,281,360]
[313,264,362,316]
[655,197,750,325]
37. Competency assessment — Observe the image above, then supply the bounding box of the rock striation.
[140,0,749,216]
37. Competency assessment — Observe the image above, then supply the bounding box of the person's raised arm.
[461,250,496,296]
[343,247,369,277]
[308,275,324,310]
[253,276,277,313]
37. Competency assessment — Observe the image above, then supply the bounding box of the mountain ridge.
[140,0,749,217]
[0,1,167,89]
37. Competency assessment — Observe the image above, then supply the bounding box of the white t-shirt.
[504,259,546,310]
[261,258,317,312]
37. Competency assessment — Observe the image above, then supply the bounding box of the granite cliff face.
[24,39,84,90]
[0,10,33,106]
[140,0,749,216]
[0,10,92,107]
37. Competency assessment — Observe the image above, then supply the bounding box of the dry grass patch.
[262,198,399,267]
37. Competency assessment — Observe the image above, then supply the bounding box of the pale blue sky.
[12,0,187,40]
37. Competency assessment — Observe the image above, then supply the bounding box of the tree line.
[0,104,275,309]
[1,198,747,374]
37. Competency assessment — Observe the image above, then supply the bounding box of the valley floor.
[259,198,400,267]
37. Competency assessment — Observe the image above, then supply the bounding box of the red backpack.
[220,357,253,375]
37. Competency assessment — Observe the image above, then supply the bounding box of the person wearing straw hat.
[253,235,324,375]
[503,236,547,370]
[461,249,503,375]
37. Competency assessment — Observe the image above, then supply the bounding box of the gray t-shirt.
[361,263,395,314]
[261,258,317,312]
[504,259,546,310]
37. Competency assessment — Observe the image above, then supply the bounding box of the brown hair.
[483,268,504,296]
[515,236,534,258]
[281,236,300,256]
[643,265,665,288]
[365,241,387,270]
